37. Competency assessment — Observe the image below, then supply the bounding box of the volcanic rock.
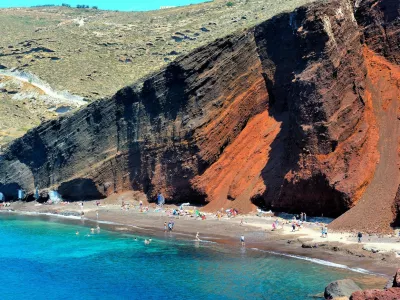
[0,0,399,233]
[350,288,400,300]
[393,269,400,288]
[324,279,362,299]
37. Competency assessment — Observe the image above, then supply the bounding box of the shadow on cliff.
[115,63,207,204]
[58,178,105,201]
[252,9,348,217]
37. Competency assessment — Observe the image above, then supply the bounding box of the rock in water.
[324,279,362,299]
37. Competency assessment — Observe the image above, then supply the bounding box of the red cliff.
[0,0,399,232]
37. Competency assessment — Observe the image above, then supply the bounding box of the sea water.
[0,214,384,299]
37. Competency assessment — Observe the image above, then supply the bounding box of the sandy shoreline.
[2,199,399,280]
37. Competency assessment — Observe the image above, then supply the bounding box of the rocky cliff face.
[0,0,399,232]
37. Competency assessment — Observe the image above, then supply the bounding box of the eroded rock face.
[0,0,399,231]
[350,288,400,300]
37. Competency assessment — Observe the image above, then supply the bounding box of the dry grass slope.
[0,0,313,146]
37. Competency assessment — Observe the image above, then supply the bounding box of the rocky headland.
[0,0,399,233]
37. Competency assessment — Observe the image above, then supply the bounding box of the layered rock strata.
[0,0,399,231]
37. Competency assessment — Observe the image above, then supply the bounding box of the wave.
[250,248,386,276]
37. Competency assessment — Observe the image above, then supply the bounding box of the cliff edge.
[0,0,399,232]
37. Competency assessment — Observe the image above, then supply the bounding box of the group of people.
[299,212,307,222]
[321,226,328,238]
[76,225,100,236]
[164,221,175,232]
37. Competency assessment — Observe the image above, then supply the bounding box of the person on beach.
[240,235,245,246]
[300,212,303,221]
[321,226,325,237]
[168,221,173,231]
[96,225,100,233]
[357,232,362,243]
[139,200,143,212]
[240,218,244,226]
[196,232,200,241]
[164,222,167,232]
[324,227,328,238]
[96,210,99,220]
[272,222,276,231]
[304,212,307,222]
[291,222,296,232]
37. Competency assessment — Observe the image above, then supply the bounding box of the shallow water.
[0,214,384,299]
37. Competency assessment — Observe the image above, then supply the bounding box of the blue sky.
[0,0,209,11]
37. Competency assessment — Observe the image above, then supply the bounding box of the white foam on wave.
[250,248,386,276]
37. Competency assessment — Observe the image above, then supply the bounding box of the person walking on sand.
[321,226,325,237]
[291,222,296,232]
[240,235,245,246]
[304,212,307,222]
[240,218,244,226]
[164,222,167,232]
[196,232,200,241]
[357,232,362,243]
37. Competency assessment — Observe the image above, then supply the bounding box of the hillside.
[0,0,313,145]
[1,0,399,233]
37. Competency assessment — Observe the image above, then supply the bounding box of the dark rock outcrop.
[393,269,400,288]
[324,279,362,299]
[0,0,399,231]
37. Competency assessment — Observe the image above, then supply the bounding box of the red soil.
[330,47,400,233]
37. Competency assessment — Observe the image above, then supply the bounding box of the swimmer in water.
[195,232,200,241]
[144,239,150,245]
[148,239,152,244]
[96,225,100,233]
[76,231,79,235]
[134,237,138,241]
[90,228,95,234]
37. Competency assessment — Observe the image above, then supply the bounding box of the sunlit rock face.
[1,0,399,232]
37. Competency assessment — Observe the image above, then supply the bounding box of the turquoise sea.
[0,0,209,11]
[0,214,385,299]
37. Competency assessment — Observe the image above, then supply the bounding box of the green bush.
[226,1,234,7]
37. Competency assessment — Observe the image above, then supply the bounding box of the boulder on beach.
[324,279,362,299]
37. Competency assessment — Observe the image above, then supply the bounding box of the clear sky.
[0,0,209,11]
